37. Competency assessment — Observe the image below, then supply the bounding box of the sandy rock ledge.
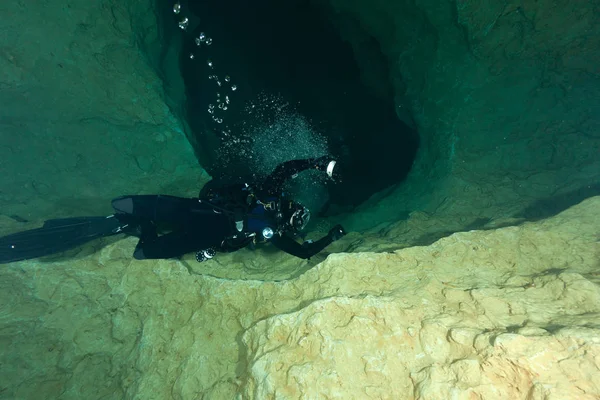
[1,197,599,399]
[239,197,600,399]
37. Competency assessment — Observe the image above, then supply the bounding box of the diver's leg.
[132,211,232,260]
[132,230,196,260]
[133,229,227,260]
[112,195,198,225]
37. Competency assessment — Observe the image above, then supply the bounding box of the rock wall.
[314,0,600,236]
[0,0,205,225]
[1,196,598,399]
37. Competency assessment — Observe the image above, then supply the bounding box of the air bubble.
[178,17,189,30]
[173,3,181,14]
[231,85,237,91]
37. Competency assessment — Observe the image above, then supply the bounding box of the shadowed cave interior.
[174,0,420,211]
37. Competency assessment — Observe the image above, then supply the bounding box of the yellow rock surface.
[1,197,598,399]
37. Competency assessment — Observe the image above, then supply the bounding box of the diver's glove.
[328,224,347,241]
[314,156,338,179]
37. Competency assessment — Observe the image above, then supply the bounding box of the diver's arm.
[271,234,332,259]
[261,157,336,194]
[271,225,346,260]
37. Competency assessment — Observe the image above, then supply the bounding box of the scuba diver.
[0,156,347,264]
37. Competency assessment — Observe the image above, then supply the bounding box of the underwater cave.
[174,0,420,210]
[1,0,599,397]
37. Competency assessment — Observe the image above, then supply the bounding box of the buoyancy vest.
[199,182,285,252]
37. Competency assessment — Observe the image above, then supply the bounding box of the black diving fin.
[0,215,126,264]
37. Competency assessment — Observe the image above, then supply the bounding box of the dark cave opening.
[173,0,419,209]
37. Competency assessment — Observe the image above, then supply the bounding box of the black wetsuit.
[113,157,345,260]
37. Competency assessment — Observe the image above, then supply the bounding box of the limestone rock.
[235,196,600,398]
[0,0,204,222]
[1,196,598,399]
[314,0,600,234]
[241,284,600,399]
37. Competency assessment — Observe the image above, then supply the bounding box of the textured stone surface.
[314,0,600,236]
[239,196,600,399]
[0,0,204,223]
[1,196,598,399]
[242,296,600,399]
